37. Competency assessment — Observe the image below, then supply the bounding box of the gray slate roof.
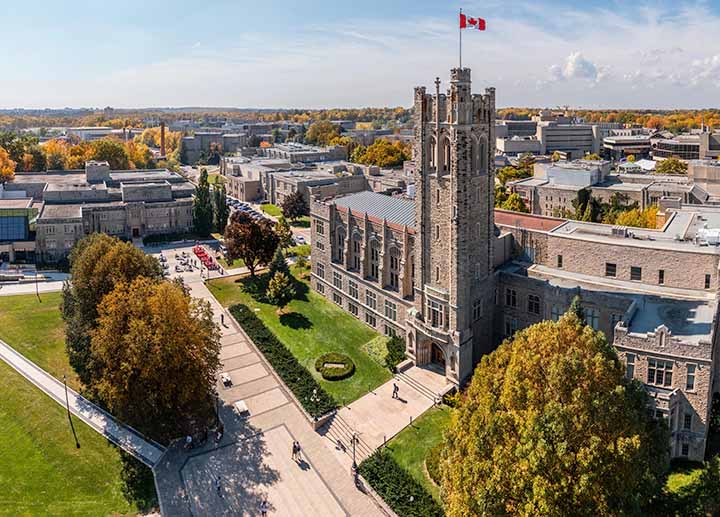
[334,191,415,228]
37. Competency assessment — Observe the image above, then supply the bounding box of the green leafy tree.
[91,277,220,443]
[89,139,130,170]
[441,311,669,517]
[280,190,309,221]
[494,184,509,207]
[656,157,688,175]
[271,128,284,144]
[500,192,529,213]
[193,168,213,236]
[569,294,585,322]
[497,165,532,186]
[275,216,294,249]
[352,139,410,168]
[61,234,162,386]
[551,151,562,162]
[224,211,279,277]
[213,183,230,234]
[265,271,295,312]
[269,248,290,277]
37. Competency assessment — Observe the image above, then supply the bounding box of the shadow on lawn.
[279,312,312,330]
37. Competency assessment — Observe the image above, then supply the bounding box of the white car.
[294,235,306,245]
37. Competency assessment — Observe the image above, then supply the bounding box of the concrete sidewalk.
[0,338,165,467]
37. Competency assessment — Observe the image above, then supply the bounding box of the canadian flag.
[459,13,486,30]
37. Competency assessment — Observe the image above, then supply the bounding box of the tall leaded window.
[336,229,345,263]
[647,358,673,387]
[427,299,444,328]
[389,248,401,291]
[369,241,380,280]
[352,237,361,271]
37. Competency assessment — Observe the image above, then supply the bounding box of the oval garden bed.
[315,352,355,381]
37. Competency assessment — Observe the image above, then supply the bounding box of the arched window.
[352,234,362,271]
[429,137,437,170]
[442,137,451,175]
[479,135,488,175]
[369,240,380,280]
[335,228,345,263]
[470,135,479,173]
[389,247,401,291]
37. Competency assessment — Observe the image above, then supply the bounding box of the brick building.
[310,68,720,462]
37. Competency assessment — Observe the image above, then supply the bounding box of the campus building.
[310,68,720,462]
[5,161,194,263]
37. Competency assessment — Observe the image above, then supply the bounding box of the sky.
[3,0,720,110]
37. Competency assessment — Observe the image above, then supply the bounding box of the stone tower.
[406,68,496,385]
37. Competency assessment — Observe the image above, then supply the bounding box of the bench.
[221,372,232,388]
[233,400,249,415]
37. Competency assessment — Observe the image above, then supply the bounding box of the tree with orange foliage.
[646,116,665,131]
[0,146,16,183]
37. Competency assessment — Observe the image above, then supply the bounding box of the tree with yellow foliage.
[440,311,669,517]
[0,146,16,183]
[91,277,220,443]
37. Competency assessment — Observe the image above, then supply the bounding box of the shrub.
[315,352,355,381]
[358,450,443,517]
[229,304,336,418]
[425,443,443,487]
[385,336,406,370]
[442,389,462,408]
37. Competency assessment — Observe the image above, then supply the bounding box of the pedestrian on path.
[260,497,269,516]
[220,313,225,326]
[392,382,399,399]
[295,441,302,463]
[215,476,222,497]
[291,441,297,461]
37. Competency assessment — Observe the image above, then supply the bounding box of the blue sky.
[3,1,720,109]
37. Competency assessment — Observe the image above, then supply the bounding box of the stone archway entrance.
[431,343,446,368]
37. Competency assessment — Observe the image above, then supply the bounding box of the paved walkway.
[154,277,385,516]
[0,338,165,467]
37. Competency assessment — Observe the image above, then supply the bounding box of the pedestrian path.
[0,338,165,467]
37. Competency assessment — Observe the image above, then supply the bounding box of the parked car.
[294,235,306,245]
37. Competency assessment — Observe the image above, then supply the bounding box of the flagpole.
[459,8,463,69]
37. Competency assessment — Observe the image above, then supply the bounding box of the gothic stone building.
[310,69,720,462]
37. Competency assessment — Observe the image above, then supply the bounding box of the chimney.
[160,121,166,157]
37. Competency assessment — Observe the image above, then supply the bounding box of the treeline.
[498,107,720,134]
[0,107,413,131]
[0,128,183,179]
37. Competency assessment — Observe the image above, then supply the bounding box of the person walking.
[220,313,225,326]
[295,441,302,462]
[392,382,399,399]
[260,497,269,516]
[291,441,297,461]
[215,476,222,497]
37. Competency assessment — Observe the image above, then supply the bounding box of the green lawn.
[0,294,139,516]
[208,272,392,404]
[260,203,282,217]
[217,256,245,269]
[0,292,79,389]
[385,405,452,502]
[666,463,704,495]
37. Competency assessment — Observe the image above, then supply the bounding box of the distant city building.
[181,132,247,164]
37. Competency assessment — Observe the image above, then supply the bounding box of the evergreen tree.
[265,271,295,312]
[193,168,213,236]
[213,183,230,234]
[269,248,289,277]
[275,216,294,249]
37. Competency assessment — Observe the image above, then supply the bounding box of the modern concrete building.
[257,143,347,163]
[310,68,720,462]
[181,132,247,164]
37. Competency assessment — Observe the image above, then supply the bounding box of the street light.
[63,375,80,449]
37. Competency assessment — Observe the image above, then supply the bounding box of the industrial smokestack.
[160,121,166,157]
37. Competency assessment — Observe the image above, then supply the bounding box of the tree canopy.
[655,157,688,175]
[91,277,220,443]
[61,234,162,386]
[499,192,530,213]
[0,146,16,183]
[350,139,410,168]
[441,312,669,517]
[213,182,230,234]
[224,211,279,277]
[280,190,309,221]
[304,120,340,145]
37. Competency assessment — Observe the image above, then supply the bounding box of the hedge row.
[359,450,444,517]
[315,352,355,381]
[229,303,337,418]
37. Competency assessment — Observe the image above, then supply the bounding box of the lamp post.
[63,375,80,448]
[352,431,358,471]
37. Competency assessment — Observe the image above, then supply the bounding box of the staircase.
[318,413,375,464]
[395,370,442,402]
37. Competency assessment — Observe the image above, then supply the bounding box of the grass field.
[207,173,226,185]
[260,203,282,217]
[208,272,392,404]
[0,294,139,516]
[385,405,452,502]
[0,292,78,389]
